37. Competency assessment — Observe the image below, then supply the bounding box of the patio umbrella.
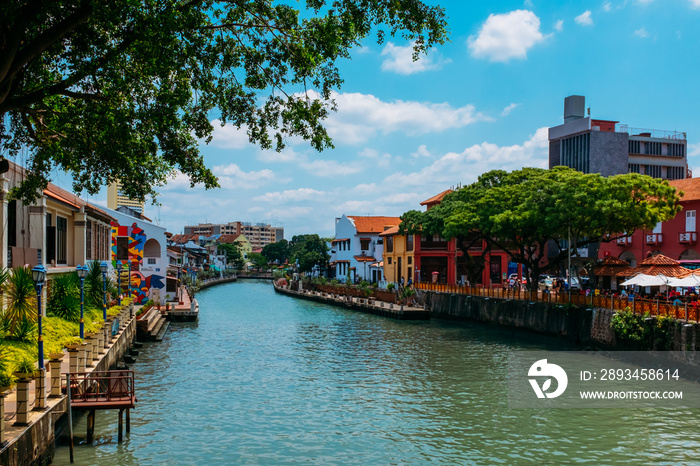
[620,274,671,287]
[667,274,700,287]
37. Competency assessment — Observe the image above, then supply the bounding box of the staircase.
[136,305,170,342]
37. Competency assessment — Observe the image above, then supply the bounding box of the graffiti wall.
[111,221,165,304]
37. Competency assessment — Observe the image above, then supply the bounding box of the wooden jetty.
[166,285,199,322]
[273,283,430,320]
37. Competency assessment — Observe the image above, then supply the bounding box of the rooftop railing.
[618,125,686,140]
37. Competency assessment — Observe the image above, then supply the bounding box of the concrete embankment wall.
[199,276,238,290]
[424,291,700,355]
[0,311,137,466]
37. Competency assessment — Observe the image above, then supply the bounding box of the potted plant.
[0,372,15,393]
[13,358,36,379]
[65,336,83,350]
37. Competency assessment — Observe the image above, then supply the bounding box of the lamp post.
[31,265,47,370]
[100,261,108,321]
[76,265,88,339]
[116,261,123,306]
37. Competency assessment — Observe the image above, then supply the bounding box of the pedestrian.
[400,276,405,288]
[407,277,413,287]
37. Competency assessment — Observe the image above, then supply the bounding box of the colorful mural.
[110,220,165,304]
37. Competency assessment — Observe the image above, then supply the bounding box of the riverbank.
[0,304,138,465]
[273,282,429,319]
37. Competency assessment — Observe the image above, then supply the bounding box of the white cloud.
[691,0,700,8]
[501,103,521,116]
[212,163,280,189]
[299,159,364,177]
[257,147,304,163]
[383,127,550,189]
[411,145,432,158]
[634,28,649,38]
[575,11,593,26]
[314,91,491,144]
[380,42,451,75]
[208,119,249,149]
[358,148,392,167]
[524,0,534,6]
[603,2,612,11]
[468,10,548,63]
[688,143,700,157]
[253,188,327,203]
[554,20,564,32]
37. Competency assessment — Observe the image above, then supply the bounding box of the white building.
[331,215,399,283]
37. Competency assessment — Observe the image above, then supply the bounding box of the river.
[53,280,700,464]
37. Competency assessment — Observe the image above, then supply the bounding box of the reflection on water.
[53,281,700,465]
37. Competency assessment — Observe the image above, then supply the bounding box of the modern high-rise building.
[107,181,145,214]
[183,221,283,249]
[549,95,688,179]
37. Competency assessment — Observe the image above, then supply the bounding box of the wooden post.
[87,409,95,444]
[66,374,74,463]
[118,409,124,442]
[126,408,131,434]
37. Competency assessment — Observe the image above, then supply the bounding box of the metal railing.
[69,370,135,406]
[415,283,698,321]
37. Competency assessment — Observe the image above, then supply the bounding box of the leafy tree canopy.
[0,0,448,202]
[247,252,269,271]
[218,242,244,269]
[289,234,329,273]
[401,167,682,288]
[262,239,290,264]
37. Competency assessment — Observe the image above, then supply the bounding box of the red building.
[413,190,513,287]
[599,178,700,269]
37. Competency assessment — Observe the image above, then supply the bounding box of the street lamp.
[76,265,88,339]
[31,265,47,370]
[116,261,123,306]
[100,261,108,321]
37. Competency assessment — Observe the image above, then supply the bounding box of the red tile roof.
[379,225,400,237]
[217,234,244,244]
[354,255,377,262]
[669,178,700,202]
[420,189,453,206]
[347,216,401,234]
[594,256,632,276]
[622,254,691,277]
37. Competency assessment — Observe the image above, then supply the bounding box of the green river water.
[52,280,700,464]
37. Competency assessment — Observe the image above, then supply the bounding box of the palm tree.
[3,267,37,333]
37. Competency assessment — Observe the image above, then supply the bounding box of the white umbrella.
[620,274,670,287]
[667,274,700,287]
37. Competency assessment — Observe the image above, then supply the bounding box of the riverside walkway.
[274,283,430,320]
[415,283,700,322]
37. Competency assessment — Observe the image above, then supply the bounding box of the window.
[7,200,16,247]
[147,258,156,265]
[56,216,67,264]
[408,257,412,265]
[116,237,129,260]
[86,221,92,260]
[386,236,394,253]
[387,257,392,265]
[406,234,414,251]
[360,239,371,250]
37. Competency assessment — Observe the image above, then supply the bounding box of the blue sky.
[66,0,700,239]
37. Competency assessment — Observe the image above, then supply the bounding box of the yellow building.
[107,181,145,214]
[380,226,415,285]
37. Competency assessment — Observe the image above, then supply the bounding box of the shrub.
[4,267,37,334]
[11,317,36,343]
[387,283,395,291]
[611,309,651,349]
[47,273,80,321]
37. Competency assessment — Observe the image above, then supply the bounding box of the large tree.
[289,234,329,273]
[262,239,290,264]
[0,0,447,201]
[401,167,682,290]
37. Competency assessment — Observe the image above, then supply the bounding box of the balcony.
[420,240,448,251]
[616,236,632,246]
[679,232,697,244]
[646,233,663,245]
